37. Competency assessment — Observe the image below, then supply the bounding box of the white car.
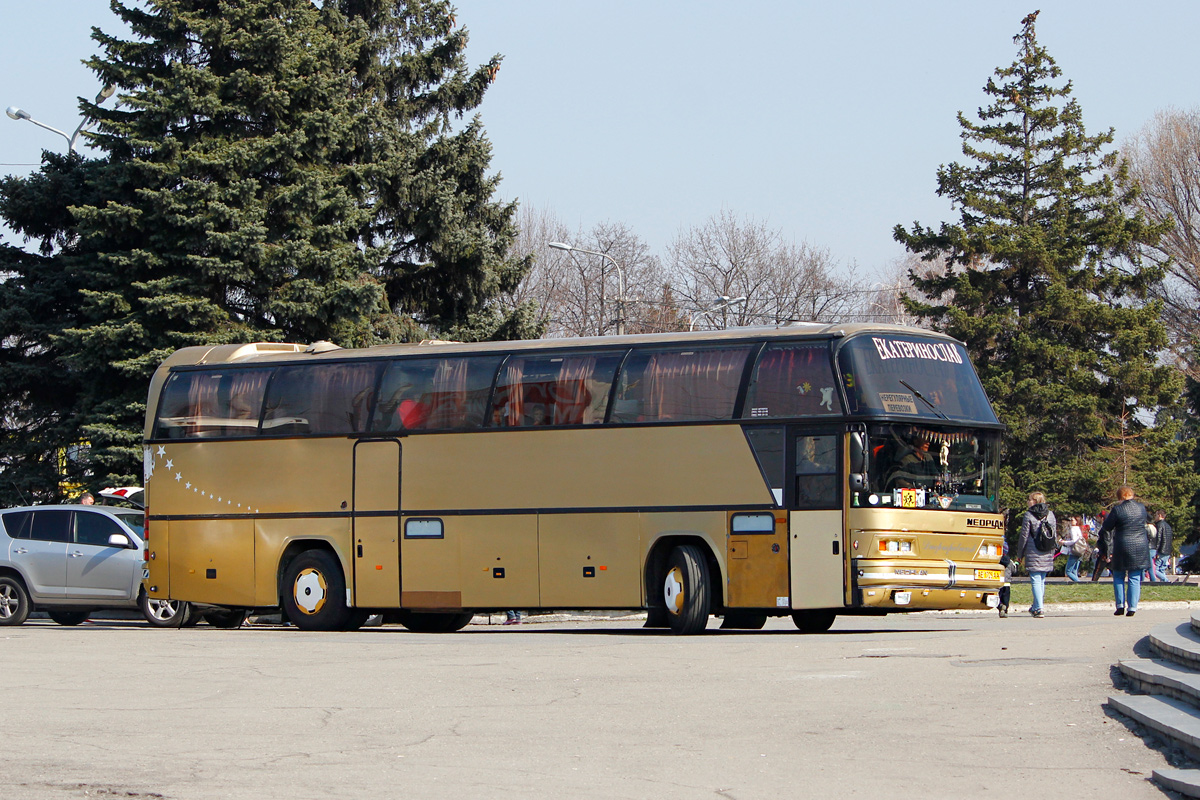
[0,504,196,627]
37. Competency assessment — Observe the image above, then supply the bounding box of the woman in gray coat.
[1098,485,1150,616]
[1015,491,1057,618]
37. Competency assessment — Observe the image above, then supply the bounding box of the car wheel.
[0,576,30,626]
[791,609,836,633]
[140,592,193,628]
[394,610,473,633]
[663,544,712,635]
[47,610,90,626]
[202,608,249,629]
[281,549,354,631]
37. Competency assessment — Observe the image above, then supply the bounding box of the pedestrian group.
[1004,485,1175,619]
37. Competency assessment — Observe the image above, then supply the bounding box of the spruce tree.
[0,0,532,497]
[893,11,1193,522]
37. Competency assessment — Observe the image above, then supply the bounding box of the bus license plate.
[975,569,1002,581]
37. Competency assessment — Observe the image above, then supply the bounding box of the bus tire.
[282,550,353,631]
[0,577,30,626]
[203,608,249,629]
[140,592,193,628]
[791,609,836,633]
[720,611,767,630]
[663,544,711,635]
[394,610,474,633]
[643,607,670,628]
[48,610,90,626]
[343,609,371,632]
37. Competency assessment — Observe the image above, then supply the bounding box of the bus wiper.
[899,380,948,420]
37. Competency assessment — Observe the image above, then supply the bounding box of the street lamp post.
[548,241,627,335]
[689,295,747,331]
[6,85,115,153]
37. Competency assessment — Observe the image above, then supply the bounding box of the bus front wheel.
[663,545,711,635]
[283,550,354,632]
[791,609,836,633]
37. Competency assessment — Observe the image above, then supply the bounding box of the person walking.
[1015,491,1057,618]
[1060,515,1084,582]
[997,537,1012,618]
[1097,485,1151,617]
[1152,510,1174,582]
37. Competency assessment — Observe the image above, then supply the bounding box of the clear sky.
[3,1,1199,278]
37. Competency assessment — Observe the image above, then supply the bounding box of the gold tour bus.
[141,323,1005,634]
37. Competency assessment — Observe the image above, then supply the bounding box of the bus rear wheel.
[394,610,473,633]
[282,550,355,632]
[791,609,836,633]
[663,544,711,635]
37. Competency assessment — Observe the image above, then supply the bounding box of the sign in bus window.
[404,519,444,539]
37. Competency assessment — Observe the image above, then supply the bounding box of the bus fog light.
[985,595,1000,608]
[893,591,911,605]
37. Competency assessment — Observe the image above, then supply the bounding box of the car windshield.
[113,512,144,535]
[852,424,1001,513]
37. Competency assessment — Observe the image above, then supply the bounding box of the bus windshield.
[836,334,998,425]
[855,423,1001,513]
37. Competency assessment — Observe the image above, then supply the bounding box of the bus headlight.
[977,543,1000,559]
[893,591,912,605]
[879,539,913,554]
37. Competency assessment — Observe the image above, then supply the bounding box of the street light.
[689,295,747,331]
[6,85,115,153]
[548,241,628,335]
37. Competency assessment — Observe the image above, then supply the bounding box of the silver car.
[0,504,192,627]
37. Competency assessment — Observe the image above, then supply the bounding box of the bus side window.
[493,353,622,427]
[614,347,749,423]
[153,369,270,439]
[742,344,841,419]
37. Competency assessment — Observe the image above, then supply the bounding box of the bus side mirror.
[848,431,868,490]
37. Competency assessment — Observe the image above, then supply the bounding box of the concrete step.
[1120,658,1200,706]
[1191,607,1200,636]
[1154,768,1200,798]
[1107,693,1200,761]
[1150,621,1200,671]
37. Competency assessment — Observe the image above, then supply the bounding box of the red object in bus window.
[398,399,429,429]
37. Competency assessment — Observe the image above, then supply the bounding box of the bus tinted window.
[373,356,502,432]
[154,369,273,438]
[263,362,378,435]
[611,346,750,423]
[837,335,999,424]
[742,343,841,418]
[493,353,622,427]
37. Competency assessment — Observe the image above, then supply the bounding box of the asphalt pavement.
[1,603,1194,799]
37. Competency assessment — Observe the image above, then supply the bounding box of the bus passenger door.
[789,430,844,610]
[352,439,401,608]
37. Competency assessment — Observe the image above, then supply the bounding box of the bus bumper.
[853,559,1004,611]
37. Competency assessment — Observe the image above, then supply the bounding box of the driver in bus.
[893,436,938,488]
